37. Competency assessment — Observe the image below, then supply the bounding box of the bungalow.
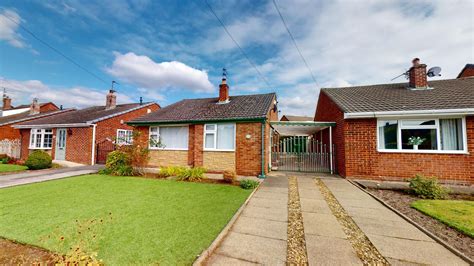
[128,77,278,177]
[314,59,473,184]
[0,97,67,140]
[14,90,160,165]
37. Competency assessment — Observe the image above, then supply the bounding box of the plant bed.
[0,238,55,264]
[367,188,474,260]
[0,174,252,264]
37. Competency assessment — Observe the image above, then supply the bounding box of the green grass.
[411,200,474,237]
[0,174,252,265]
[0,163,28,173]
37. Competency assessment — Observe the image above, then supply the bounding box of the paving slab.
[247,197,287,209]
[206,254,258,265]
[241,205,288,222]
[232,216,287,241]
[214,232,287,265]
[302,212,347,239]
[252,191,287,200]
[305,234,362,266]
[300,198,332,214]
[298,188,325,199]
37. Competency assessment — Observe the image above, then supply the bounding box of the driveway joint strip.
[286,176,309,265]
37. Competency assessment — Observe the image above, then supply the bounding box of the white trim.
[91,124,97,165]
[345,108,474,119]
[116,129,133,145]
[15,123,90,129]
[203,123,236,151]
[377,117,468,154]
[29,128,54,150]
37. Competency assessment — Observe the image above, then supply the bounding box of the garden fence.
[0,139,21,159]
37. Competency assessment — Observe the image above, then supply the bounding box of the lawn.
[0,163,28,173]
[411,200,474,237]
[0,174,252,265]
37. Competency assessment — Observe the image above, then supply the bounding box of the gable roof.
[321,77,474,117]
[0,109,73,127]
[281,115,313,121]
[9,102,58,110]
[457,64,474,78]
[15,102,157,128]
[129,93,276,124]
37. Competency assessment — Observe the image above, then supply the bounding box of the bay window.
[204,123,235,151]
[116,129,133,145]
[377,118,466,153]
[29,129,53,149]
[149,126,188,150]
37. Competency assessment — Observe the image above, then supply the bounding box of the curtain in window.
[440,119,463,150]
[160,126,188,149]
[217,124,235,149]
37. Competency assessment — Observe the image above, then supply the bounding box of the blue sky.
[0,0,473,116]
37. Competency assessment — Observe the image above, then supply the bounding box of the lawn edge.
[348,179,474,265]
[192,183,261,266]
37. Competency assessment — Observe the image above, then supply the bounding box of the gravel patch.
[315,179,388,265]
[368,188,474,260]
[287,176,308,265]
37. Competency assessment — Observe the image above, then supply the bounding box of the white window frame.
[203,123,236,152]
[116,129,133,145]
[29,128,54,149]
[148,125,189,151]
[377,117,468,154]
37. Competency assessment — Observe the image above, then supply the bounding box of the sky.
[0,0,473,116]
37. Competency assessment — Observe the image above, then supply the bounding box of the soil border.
[347,179,474,265]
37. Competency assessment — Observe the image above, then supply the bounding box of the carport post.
[329,126,333,174]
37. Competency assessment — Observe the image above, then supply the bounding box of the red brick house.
[128,77,278,177]
[0,97,66,140]
[315,59,473,184]
[14,91,160,165]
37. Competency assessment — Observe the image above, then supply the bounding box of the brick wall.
[0,125,21,140]
[236,122,263,176]
[314,91,346,176]
[40,103,59,113]
[344,117,474,184]
[149,150,188,167]
[203,151,236,172]
[65,127,93,165]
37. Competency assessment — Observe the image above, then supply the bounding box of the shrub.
[409,174,449,199]
[240,179,259,189]
[159,166,187,177]
[104,151,133,176]
[176,167,206,182]
[1,157,9,164]
[25,150,52,170]
[223,170,237,183]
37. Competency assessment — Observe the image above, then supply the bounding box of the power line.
[204,0,271,88]
[272,0,318,86]
[0,8,109,85]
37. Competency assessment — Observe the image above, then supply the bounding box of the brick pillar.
[188,125,195,166]
[193,124,204,167]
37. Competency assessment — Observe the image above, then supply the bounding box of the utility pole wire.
[0,8,109,85]
[272,0,318,86]
[204,0,271,88]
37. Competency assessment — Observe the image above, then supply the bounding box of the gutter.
[344,108,474,119]
[1,109,75,127]
[127,117,266,126]
[14,123,91,129]
[91,124,97,165]
[258,120,266,179]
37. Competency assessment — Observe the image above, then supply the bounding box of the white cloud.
[106,52,214,93]
[0,77,133,108]
[0,9,25,48]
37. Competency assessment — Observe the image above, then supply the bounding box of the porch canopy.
[270,121,336,136]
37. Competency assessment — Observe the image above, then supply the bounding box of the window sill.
[29,147,52,150]
[377,149,469,155]
[203,149,235,152]
[149,147,189,151]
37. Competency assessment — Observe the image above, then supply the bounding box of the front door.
[55,129,67,160]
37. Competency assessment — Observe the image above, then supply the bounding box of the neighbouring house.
[1,95,59,117]
[457,63,474,78]
[280,115,314,122]
[315,59,474,184]
[128,77,278,177]
[14,90,160,165]
[0,97,66,140]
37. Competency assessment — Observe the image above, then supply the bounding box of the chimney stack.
[408,58,428,89]
[30,98,40,115]
[2,95,12,110]
[106,89,117,110]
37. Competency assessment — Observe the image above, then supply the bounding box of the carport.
[269,121,336,174]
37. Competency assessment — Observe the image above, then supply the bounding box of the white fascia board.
[13,123,91,129]
[86,102,156,124]
[344,108,474,119]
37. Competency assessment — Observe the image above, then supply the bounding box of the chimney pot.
[2,96,12,110]
[408,58,428,89]
[106,90,117,110]
[30,98,40,115]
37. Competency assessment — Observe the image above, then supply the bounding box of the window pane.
[205,124,216,131]
[150,135,159,147]
[205,133,215,149]
[401,129,437,150]
[30,133,35,147]
[44,133,53,148]
[35,134,42,148]
[217,124,235,150]
[159,126,188,149]
[440,118,463,150]
[150,127,158,133]
[401,120,435,127]
[378,120,398,149]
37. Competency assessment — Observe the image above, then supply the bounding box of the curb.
[192,182,261,266]
[347,179,474,265]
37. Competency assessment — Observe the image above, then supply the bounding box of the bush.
[104,151,134,176]
[159,166,187,177]
[223,170,237,183]
[240,179,259,189]
[25,150,52,170]
[409,174,449,199]
[176,167,206,182]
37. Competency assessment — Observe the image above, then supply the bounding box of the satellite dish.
[427,66,441,77]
